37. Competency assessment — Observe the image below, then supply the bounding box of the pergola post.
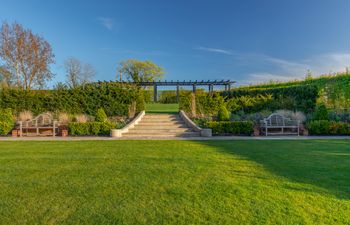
[153,84,158,102]
[228,84,231,91]
[176,85,180,103]
[192,84,196,93]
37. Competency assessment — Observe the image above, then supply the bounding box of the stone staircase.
[123,113,200,138]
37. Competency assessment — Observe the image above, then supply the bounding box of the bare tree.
[0,22,55,90]
[64,57,96,88]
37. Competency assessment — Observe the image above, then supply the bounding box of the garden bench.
[18,113,58,137]
[260,113,300,136]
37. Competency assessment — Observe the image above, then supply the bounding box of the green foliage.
[0,108,14,135]
[222,85,319,113]
[159,90,178,103]
[307,120,350,135]
[95,108,107,122]
[313,104,328,120]
[0,82,145,116]
[68,122,117,136]
[118,59,164,82]
[179,91,225,116]
[225,94,273,113]
[236,73,350,110]
[205,121,253,135]
[217,105,230,121]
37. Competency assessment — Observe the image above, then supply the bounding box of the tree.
[0,65,12,88]
[117,59,164,82]
[0,21,55,90]
[64,57,96,88]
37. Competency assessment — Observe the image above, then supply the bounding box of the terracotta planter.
[12,129,20,137]
[253,125,260,136]
[300,124,309,136]
[59,125,68,137]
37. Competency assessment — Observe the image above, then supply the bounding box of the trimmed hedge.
[179,91,225,116]
[307,120,350,135]
[205,121,253,136]
[0,108,14,135]
[0,82,145,116]
[222,85,319,113]
[68,122,118,136]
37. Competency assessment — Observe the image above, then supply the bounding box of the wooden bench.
[18,113,58,137]
[260,113,300,136]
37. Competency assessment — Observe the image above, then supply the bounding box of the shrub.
[275,110,306,123]
[313,104,328,120]
[95,108,107,122]
[58,112,70,125]
[179,91,225,117]
[18,110,33,121]
[205,121,253,135]
[307,120,350,135]
[159,91,178,103]
[0,108,14,135]
[68,122,117,136]
[75,114,89,123]
[217,105,230,121]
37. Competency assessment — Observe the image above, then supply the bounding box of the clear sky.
[1,0,350,86]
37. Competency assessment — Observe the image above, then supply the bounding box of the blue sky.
[1,0,350,87]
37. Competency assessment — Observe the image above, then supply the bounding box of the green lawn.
[145,103,179,113]
[0,140,350,224]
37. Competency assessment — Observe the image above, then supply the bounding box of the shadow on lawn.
[199,140,350,200]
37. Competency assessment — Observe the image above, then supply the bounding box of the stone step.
[123,132,200,137]
[122,113,199,138]
[134,125,189,129]
[138,121,186,125]
[128,128,193,133]
[143,115,179,118]
[141,118,181,122]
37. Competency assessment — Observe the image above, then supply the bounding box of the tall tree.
[64,57,96,88]
[0,65,12,88]
[0,22,55,90]
[117,59,164,82]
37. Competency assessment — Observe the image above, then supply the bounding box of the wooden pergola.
[116,80,236,102]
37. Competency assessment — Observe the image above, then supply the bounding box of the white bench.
[260,113,300,136]
[18,113,58,137]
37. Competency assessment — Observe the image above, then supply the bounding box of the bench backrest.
[20,113,54,127]
[262,113,297,126]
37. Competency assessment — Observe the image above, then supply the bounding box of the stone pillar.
[153,84,158,102]
[176,85,180,103]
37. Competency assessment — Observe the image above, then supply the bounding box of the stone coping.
[110,111,145,137]
[179,110,212,137]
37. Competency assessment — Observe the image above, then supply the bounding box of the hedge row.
[179,91,224,117]
[307,120,350,135]
[0,108,14,135]
[68,122,118,136]
[205,121,253,136]
[222,85,319,113]
[0,82,145,116]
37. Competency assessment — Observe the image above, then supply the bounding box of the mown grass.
[145,103,179,113]
[0,140,349,224]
